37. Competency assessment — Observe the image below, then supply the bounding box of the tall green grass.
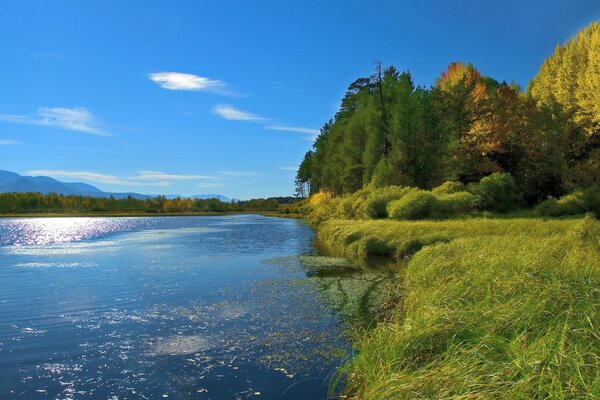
[340,216,600,399]
[318,218,575,260]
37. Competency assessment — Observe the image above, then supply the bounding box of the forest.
[296,22,600,206]
[0,192,298,215]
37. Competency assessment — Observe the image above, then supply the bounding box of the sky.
[1,1,599,199]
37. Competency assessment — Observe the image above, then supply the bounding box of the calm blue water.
[0,215,351,399]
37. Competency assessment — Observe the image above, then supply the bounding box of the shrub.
[536,188,597,217]
[308,197,341,225]
[432,181,466,196]
[360,186,408,219]
[475,173,518,212]
[582,185,600,219]
[535,196,560,217]
[336,195,358,219]
[387,190,438,220]
[536,192,586,216]
[435,191,476,217]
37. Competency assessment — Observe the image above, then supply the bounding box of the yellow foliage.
[528,21,600,132]
[308,191,333,205]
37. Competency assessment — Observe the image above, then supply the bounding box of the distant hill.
[191,194,232,202]
[0,170,230,201]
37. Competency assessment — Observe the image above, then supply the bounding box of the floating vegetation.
[151,335,213,356]
[299,255,360,277]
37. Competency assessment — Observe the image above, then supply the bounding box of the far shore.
[0,211,304,219]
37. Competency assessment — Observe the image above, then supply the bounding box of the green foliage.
[317,216,600,399]
[582,185,600,219]
[387,189,437,220]
[0,192,302,215]
[298,21,600,207]
[435,191,476,216]
[473,172,518,212]
[317,217,573,260]
[536,185,600,217]
[431,180,465,195]
[528,22,600,133]
[536,193,585,216]
[359,186,408,219]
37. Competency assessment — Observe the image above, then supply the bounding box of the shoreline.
[0,211,304,219]
[314,215,600,399]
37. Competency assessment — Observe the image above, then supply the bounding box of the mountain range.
[0,170,231,201]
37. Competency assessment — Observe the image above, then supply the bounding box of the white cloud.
[26,170,137,186]
[24,169,217,187]
[211,105,320,141]
[131,170,217,181]
[218,171,258,176]
[149,72,235,95]
[0,139,22,145]
[264,124,319,135]
[214,104,264,122]
[197,182,224,188]
[0,107,107,136]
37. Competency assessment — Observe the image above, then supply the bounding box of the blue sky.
[1,1,599,199]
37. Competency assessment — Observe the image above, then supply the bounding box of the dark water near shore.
[0,215,389,399]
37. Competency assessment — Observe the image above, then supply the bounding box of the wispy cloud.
[264,124,319,135]
[25,169,218,187]
[0,107,107,136]
[212,105,318,139]
[218,171,259,177]
[0,139,22,145]
[130,170,217,181]
[197,182,224,188]
[214,104,265,122]
[149,72,238,95]
[26,170,136,186]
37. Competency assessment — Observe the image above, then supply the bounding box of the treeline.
[0,192,298,214]
[296,22,600,205]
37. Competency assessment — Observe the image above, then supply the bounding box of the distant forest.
[296,22,600,205]
[0,192,298,214]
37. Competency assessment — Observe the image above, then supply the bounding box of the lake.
[0,215,388,399]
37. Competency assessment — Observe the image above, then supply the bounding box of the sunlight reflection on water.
[0,217,149,246]
[0,215,351,399]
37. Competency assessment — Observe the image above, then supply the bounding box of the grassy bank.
[316,215,600,399]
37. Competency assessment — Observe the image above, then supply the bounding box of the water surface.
[0,215,371,399]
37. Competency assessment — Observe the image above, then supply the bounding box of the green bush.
[336,195,359,219]
[360,186,408,219]
[475,173,518,212]
[308,197,341,225]
[535,196,560,216]
[536,192,586,216]
[432,181,466,196]
[435,191,476,217]
[536,186,600,217]
[582,185,600,219]
[387,190,438,220]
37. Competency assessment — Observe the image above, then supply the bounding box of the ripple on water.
[0,216,355,399]
[14,261,96,268]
